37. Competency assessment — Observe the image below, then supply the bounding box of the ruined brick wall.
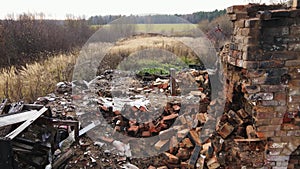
[222,1,300,168]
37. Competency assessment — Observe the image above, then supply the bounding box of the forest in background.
[0,14,94,68]
[88,9,226,25]
[0,9,229,70]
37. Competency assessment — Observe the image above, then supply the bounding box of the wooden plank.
[52,149,73,169]
[188,145,201,168]
[79,121,98,136]
[23,104,44,110]
[0,110,39,128]
[170,68,176,96]
[234,138,266,142]
[197,154,206,169]
[189,130,201,146]
[5,107,48,140]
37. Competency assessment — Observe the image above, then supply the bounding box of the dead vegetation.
[0,53,77,102]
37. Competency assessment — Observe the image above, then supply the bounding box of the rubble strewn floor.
[0,68,269,169]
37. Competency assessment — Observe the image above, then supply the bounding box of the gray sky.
[0,0,271,19]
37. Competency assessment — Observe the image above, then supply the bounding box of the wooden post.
[170,68,176,96]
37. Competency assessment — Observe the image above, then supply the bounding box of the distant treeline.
[0,14,94,68]
[88,9,226,25]
[0,9,227,69]
[176,9,227,24]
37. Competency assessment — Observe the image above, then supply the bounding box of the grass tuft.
[0,53,77,102]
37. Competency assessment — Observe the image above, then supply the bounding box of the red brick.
[154,140,169,150]
[247,69,265,78]
[285,60,300,67]
[259,100,279,106]
[128,125,139,135]
[163,152,179,164]
[291,95,300,102]
[217,122,234,139]
[261,85,286,92]
[269,125,282,131]
[227,5,246,14]
[256,119,271,126]
[242,60,258,69]
[244,85,261,94]
[257,126,269,132]
[281,124,300,130]
[271,51,298,61]
[275,106,287,114]
[270,137,282,142]
[290,80,300,87]
[288,87,300,96]
[262,131,275,137]
[257,115,273,124]
[287,163,294,169]
[287,130,296,136]
[245,18,261,28]
[142,131,151,137]
[254,106,274,113]
[270,118,283,125]
[281,136,296,142]
[236,20,245,28]
[163,113,178,121]
[275,92,287,101]
[181,138,193,148]
[251,76,268,85]
[275,130,287,137]
[259,60,284,69]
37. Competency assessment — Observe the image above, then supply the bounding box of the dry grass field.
[0,53,77,102]
[0,33,216,102]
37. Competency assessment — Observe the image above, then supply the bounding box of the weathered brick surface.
[224,2,300,168]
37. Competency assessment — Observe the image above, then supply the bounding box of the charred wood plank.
[52,149,73,169]
[188,145,201,168]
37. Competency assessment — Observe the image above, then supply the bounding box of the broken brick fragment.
[163,113,179,121]
[176,148,190,160]
[217,122,234,139]
[154,139,169,150]
[207,156,220,169]
[172,104,180,111]
[163,152,179,164]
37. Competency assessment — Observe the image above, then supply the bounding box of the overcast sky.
[0,0,271,19]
